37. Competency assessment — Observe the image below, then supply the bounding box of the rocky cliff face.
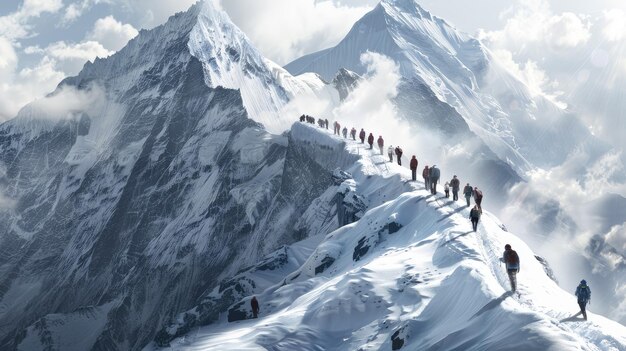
[0,3,343,351]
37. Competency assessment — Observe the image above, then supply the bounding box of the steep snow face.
[285,0,607,173]
[152,123,626,351]
[187,1,330,134]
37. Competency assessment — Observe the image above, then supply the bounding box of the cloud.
[605,223,626,261]
[490,49,566,108]
[602,9,626,42]
[45,40,112,61]
[0,37,18,81]
[219,0,372,65]
[25,40,113,75]
[0,0,63,40]
[87,16,138,51]
[28,83,107,120]
[0,55,66,121]
[62,0,114,24]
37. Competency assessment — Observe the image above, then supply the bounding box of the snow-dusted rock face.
[154,118,626,351]
[0,3,342,351]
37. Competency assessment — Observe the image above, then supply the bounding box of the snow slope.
[154,123,626,351]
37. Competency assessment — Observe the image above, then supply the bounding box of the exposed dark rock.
[315,256,335,275]
[353,237,371,262]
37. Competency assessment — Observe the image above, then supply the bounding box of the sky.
[1,0,625,321]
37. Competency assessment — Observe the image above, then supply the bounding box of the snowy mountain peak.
[379,0,432,20]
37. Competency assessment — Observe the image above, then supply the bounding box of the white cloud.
[605,223,626,259]
[0,37,18,81]
[28,83,106,121]
[0,56,66,121]
[220,0,372,65]
[546,12,591,48]
[602,9,626,42]
[0,0,63,40]
[44,40,111,61]
[62,0,115,24]
[87,16,138,51]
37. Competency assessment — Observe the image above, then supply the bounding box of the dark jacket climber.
[334,121,341,135]
[575,280,591,320]
[359,129,366,143]
[367,133,374,149]
[342,127,348,138]
[350,127,357,140]
[469,205,481,232]
[410,156,418,181]
[377,136,384,155]
[429,165,440,194]
[474,187,483,208]
[450,175,460,201]
[394,146,403,165]
[422,166,430,191]
[463,184,473,207]
[500,244,520,292]
[251,296,260,318]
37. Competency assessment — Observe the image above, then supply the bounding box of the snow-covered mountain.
[286,0,625,324]
[286,0,608,173]
[0,2,339,350]
[150,123,626,351]
[0,0,624,350]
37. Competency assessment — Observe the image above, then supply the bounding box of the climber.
[463,183,473,207]
[318,118,324,128]
[251,296,260,319]
[350,127,357,140]
[359,129,366,143]
[368,133,374,150]
[429,165,440,194]
[334,121,341,135]
[410,155,418,181]
[575,280,591,320]
[450,175,460,201]
[299,115,305,122]
[500,244,520,292]
[469,205,481,232]
[377,135,384,155]
[444,181,450,198]
[474,186,483,208]
[342,126,348,138]
[325,119,329,129]
[422,166,430,191]
[394,146,403,165]
[387,145,394,163]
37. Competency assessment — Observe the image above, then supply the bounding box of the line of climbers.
[252,115,592,322]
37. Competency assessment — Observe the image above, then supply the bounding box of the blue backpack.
[576,285,590,302]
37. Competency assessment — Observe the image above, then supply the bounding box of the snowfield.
[152,123,626,351]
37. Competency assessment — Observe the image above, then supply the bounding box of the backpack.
[577,285,590,302]
[505,250,519,265]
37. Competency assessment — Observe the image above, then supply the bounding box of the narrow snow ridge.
[153,123,626,351]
